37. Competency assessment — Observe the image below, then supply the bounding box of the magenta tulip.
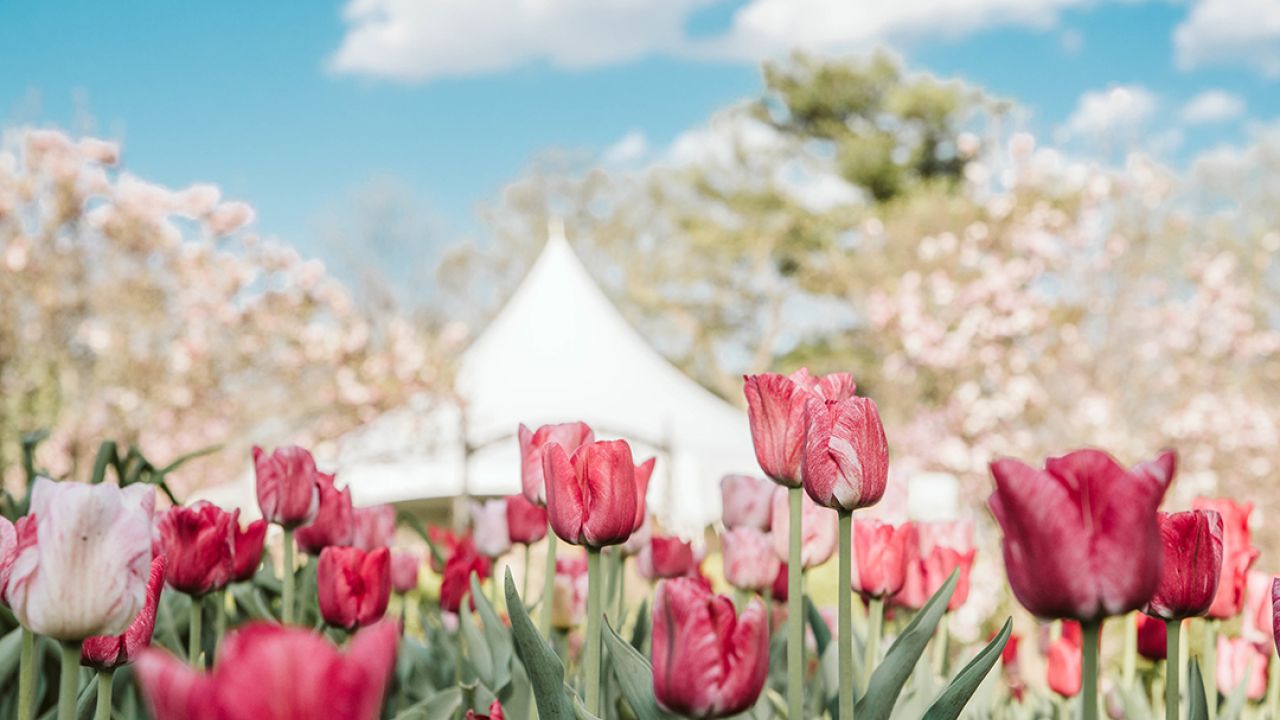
[1136,613,1168,660]
[253,445,321,530]
[390,550,420,594]
[1143,510,1223,620]
[318,546,391,630]
[82,555,167,670]
[1193,498,1259,619]
[154,501,236,596]
[519,421,595,506]
[719,475,775,531]
[721,527,781,593]
[230,519,268,583]
[294,472,354,555]
[543,439,639,548]
[802,394,888,512]
[505,493,548,545]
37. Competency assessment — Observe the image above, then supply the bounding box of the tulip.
[230,520,268,583]
[1242,571,1274,649]
[543,439,638,549]
[135,618,398,720]
[470,499,512,559]
[0,515,15,597]
[642,536,696,580]
[1136,613,1167,660]
[771,562,788,603]
[721,527,781,593]
[82,554,167,670]
[352,505,397,552]
[802,394,888,512]
[652,577,770,719]
[390,551,420,594]
[253,445,321,530]
[552,554,589,629]
[155,502,236,597]
[852,519,915,600]
[1193,498,1259,620]
[440,538,491,614]
[294,472,353,555]
[426,526,460,573]
[1217,635,1268,701]
[632,457,655,534]
[720,475,775,531]
[743,370,818,487]
[505,493,547,545]
[466,700,505,720]
[1047,632,1083,697]
[318,546,391,630]
[519,421,595,506]
[1144,510,1223,620]
[769,487,836,568]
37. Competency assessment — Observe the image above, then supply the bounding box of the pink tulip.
[988,449,1173,621]
[390,551,420,594]
[652,577,770,718]
[231,519,268,583]
[466,700,505,720]
[253,445,321,530]
[632,457,656,534]
[721,527,781,592]
[0,515,15,598]
[505,493,548,545]
[543,439,639,548]
[470,500,512,558]
[641,536,697,580]
[891,522,975,611]
[439,538,491,614]
[318,546,391,630]
[82,555,167,670]
[1243,571,1274,649]
[552,553,589,629]
[742,370,818,487]
[294,472,354,555]
[1047,632,1082,697]
[1143,510,1223,620]
[802,394,888,512]
[769,487,836,568]
[1217,635,1268,701]
[519,422,595,506]
[154,501,236,596]
[352,505,397,552]
[851,519,915,600]
[7,478,155,640]
[1193,498,1259,619]
[719,475,774,531]
[1272,578,1280,657]
[136,619,398,720]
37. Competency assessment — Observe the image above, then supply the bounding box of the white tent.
[331,223,758,533]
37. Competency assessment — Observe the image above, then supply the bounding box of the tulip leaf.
[0,627,23,691]
[469,572,513,692]
[804,595,833,656]
[602,618,679,720]
[460,597,495,687]
[90,440,118,483]
[504,568,578,719]
[856,569,958,720]
[392,686,462,720]
[922,617,1012,720]
[1188,659,1209,720]
[629,598,650,652]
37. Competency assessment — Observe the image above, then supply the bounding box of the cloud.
[1174,0,1280,76]
[601,130,650,166]
[1060,85,1158,141]
[1180,90,1246,125]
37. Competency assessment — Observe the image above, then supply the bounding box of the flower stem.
[17,627,35,720]
[540,525,557,638]
[1166,619,1181,720]
[1122,612,1137,689]
[94,671,113,720]
[864,596,884,693]
[58,640,80,720]
[1082,620,1100,720]
[615,554,627,624]
[788,486,804,720]
[189,594,204,668]
[585,546,603,716]
[522,543,532,601]
[838,510,854,719]
[282,528,295,624]
[214,589,228,662]
[1204,619,1217,720]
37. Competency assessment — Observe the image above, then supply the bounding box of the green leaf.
[157,444,221,475]
[90,441,118,484]
[0,627,23,690]
[804,595,832,657]
[923,617,1012,720]
[603,618,677,720]
[856,569,958,720]
[1188,659,1209,720]
[504,568,578,719]
[392,686,462,720]
[460,596,494,685]
[469,573,514,693]
[629,599,650,652]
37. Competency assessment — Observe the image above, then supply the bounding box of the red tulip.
[426,526,460,574]
[721,527,781,593]
[352,505,397,552]
[743,369,820,486]
[82,555,167,670]
[230,519,268,583]
[439,538,491,614]
[1193,498,1259,619]
[771,562,788,603]
[1136,613,1167,660]
[988,448,1174,621]
[652,577,770,719]
[390,551,420,594]
[318,546,391,630]
[253,445,321,530]
[543,439,638,548]
[851,519,915,600]
[769,486,836,568]
[632,457,656,534]
[1217,635,1268,701]
[1243,571,1275,649]
[802,394,888,512]
[155,501,236,596]
[647,536,697,579]
[519,422,595,506]
[505,493,548,545]
[1143,510,1223,620]
[135,619,398,720]
[1047,631,1082,697]
[466,700,504,720]
[294,472,353,555]
[1000,632,1024,701]
[719,475,775,531]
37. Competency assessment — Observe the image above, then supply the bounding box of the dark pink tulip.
[645,536,696,579]
[721,527,781,593]
[253,445,321,530]
[466,700,505,720]
[1143,510,1223,620]
[988,448,1174,621]
[543,439,638,548]
[1272,578,1280,658]
[390,551,420,594]
[318,546,391,630]
[505,493,548,545]
[82,555,167,670]
[1193,497,1259,619]
[1136,613,1167,660]
[652,577,770,719]
[851,519,915,600]
[1217,635,1268,701]
[519,422,595,506]
[135,618,398,720]
[743,370,819,487]
[439,538,491,614]
[802,394,888,512]
[352,505,397,552]
[155,501,236,596]
[632,457,655,533]
[230,519,268,583]
[719,475,774,531]
[294,472,354,555]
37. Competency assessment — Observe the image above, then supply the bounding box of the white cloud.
[601,130,650,166]
[1180,90,1246,125]
[1060,85,1159,141]
[1174,0,1280,76]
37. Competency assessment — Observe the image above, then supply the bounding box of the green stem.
[94,670,113,720]
[787,486,804,720]
[585,547,603,715]
[1122,612,1137,690]
[1082,620,1100,720]
[864,596,884,694]
[58,640,80,720]
[1166,619,1181,720]
[1204,619,1217,720]
[214,589,227,662]
[282,528,295,624]
[189,594,204,667]
[540,526,557,638]
[838,510,854,719]
[17,627,35,720]
[522,543,532,602]
[615,555,627,625]
[935,613,950,677]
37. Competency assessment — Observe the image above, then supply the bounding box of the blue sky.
[2,0,1276,269]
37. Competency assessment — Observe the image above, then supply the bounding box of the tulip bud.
[254,445,321,530]
[719,475,774,531]
[543,439,639,548]
[1143,510,1223,620]
[1047,632,1082,698]
[1193,498,1259,619]
[519,422,594,506]
[155,501,236,596]
[230,520,268,583]
[652,577,770,718]
[988,449,1173,621]
[390,551,420,594]
[721,527,781,593]
[632,457,655,534]
[802,394,888,512]
[318,546,391,630]
[470,499,512,559]
[295,472,354,555]
[82,555,167,670]
[1217,635,1268,701]
[1135,613,1167,660]
[1243,571,1275,649]
[505,493,548,545]
[640,536,696,580]
[851,519,915,600]
[743,370,817,487]
[352,505,397,552]
[769,487,836,568]
[7,479,155,640]
[439,538,491,614]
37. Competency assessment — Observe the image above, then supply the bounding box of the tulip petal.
[543,444,585,545]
